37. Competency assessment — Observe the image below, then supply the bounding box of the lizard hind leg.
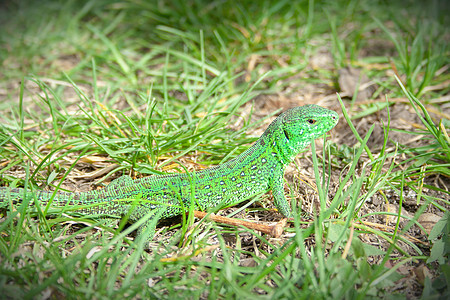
[133,208,165,249]
[105,175,134,190]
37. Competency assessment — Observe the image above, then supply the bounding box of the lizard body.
[0,105,338,244]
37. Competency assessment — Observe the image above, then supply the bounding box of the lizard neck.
[274,136,311,166]
[261,116,313,166]
[259,119,295,167]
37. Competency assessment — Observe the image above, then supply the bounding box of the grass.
[0,0,449,298]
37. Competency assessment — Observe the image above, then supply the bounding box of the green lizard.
[0,104,338,245]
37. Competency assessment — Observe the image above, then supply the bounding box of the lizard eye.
[307,119,316,124]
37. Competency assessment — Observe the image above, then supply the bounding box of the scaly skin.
[0,105,338,244]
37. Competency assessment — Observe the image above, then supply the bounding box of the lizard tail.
[0,187,79,208]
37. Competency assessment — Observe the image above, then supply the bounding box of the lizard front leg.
[270,167,292,218]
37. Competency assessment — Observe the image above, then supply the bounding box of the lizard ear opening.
[283,128,290,141]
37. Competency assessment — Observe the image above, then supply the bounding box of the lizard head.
[275,104,339,163]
